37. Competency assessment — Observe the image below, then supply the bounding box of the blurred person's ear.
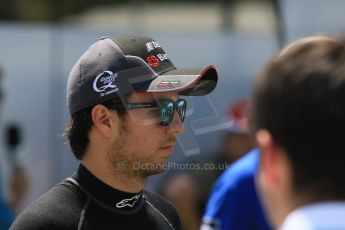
[256,130,276,187]
[256,130,291,188]
[256,129,292,228]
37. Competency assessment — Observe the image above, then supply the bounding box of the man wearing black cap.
[10,35,218,230]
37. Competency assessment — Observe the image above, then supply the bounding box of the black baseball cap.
[67,35,218,115]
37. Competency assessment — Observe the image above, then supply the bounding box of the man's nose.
[165,110,185,135]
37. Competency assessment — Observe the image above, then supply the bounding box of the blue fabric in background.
[0,194,14,230]
[202,148,272,230]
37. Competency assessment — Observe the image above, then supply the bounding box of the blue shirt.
[0,166,14,230]
[201,148,272,230]
[0,192,14,230]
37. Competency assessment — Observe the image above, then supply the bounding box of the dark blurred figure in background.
[161,100,255,230]
[253,36,345,229]
[0,67,29,230]
[4,124,29,212]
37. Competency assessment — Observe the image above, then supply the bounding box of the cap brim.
[146,65,218,96]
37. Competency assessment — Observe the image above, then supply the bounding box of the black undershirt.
[10,164,181,230]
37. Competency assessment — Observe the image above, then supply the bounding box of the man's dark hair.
[251,36,345,201]
[63,98,127,160]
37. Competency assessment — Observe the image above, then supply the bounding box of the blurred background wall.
[0,0,344,212]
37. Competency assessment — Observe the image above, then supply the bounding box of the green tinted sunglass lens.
[177,100,186,121]
[160,102,174,126]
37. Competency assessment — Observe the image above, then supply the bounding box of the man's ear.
[256,129,280,188]
[91,105,119,138]
[256,129,291,190]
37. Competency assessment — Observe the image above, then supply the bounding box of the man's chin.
[134,160,169,177]
[140,166,167,177]
[141,168,166,177]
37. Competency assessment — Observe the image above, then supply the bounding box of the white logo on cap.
[145,41,160,52]
[93,71,118,94]
[146,42,154,52]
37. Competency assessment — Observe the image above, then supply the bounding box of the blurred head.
[221,100,255,162]
[251,36,345,227]
[221,132,255,162]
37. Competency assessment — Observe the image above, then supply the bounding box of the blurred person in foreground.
[163,100,255,230]
[0,68,29,230]
[252,36,345,229]
[10,35,218,229]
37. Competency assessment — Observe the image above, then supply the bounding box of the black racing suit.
[10,164,181,230]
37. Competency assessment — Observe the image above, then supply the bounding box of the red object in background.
[230,100,248,120]
[228,100,249,132]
